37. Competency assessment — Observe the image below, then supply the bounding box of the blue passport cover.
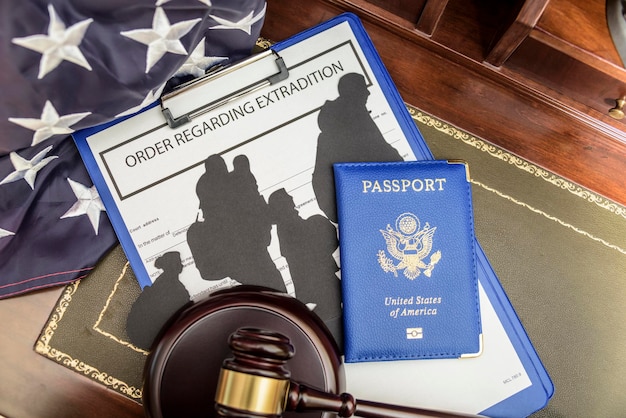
[334,160,482,362]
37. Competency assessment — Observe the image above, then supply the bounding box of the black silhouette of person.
[268,188,343,343]
[126,251,190,350]
[312,72,402,222]
[186,154,286,292]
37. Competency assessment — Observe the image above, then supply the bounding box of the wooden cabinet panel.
[363,0,427,23]
[262,0,626,206]
[537,0,623,66]
[505,32,626,128]
[485,0,549,66]
[498,0,626,134]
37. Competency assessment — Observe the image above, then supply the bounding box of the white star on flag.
[9,100,91,147]
[174,39,227,78]
[0,145,58,190]
[60,178,106,235]
[0,228,15,239]
[116,83,167,117]
[11,4,93,79]
[120,7,202,73]
[209,3,266,35]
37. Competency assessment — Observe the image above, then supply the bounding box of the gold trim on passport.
[215,369,289,415]
[461,333,484,358]
[446,159,471,182]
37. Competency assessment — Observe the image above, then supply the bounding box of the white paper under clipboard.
[73,13,552,417]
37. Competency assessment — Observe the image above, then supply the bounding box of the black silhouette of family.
[126,72,401,349]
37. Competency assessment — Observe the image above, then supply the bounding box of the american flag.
[0,0,266,298]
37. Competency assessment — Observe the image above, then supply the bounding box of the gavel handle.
[287,382,482,418]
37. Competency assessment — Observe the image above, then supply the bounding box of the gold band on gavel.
[214,369,290,415]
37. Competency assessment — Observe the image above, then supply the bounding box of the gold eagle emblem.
[378,212,441,280]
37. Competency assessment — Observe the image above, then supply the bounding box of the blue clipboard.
[74,12,553,416]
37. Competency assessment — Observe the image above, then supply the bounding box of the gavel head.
[214,328,481,418]
[215,327,295,417]
[142,286,343,418]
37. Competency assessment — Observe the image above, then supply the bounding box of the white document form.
[83,21,416,294]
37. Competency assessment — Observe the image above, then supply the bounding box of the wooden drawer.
[363,0,427,23]
[504,29,626,132]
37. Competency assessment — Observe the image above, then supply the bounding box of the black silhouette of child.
[126,251,190,350]
[187,154,286,292]
[312,72,402,222]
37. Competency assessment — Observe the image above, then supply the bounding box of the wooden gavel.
[215,327,482,418]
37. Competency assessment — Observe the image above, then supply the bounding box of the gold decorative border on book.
[35,267,144,400]
[93,261,149,355]
[407,106,626,255]
[35,281,79,354]
[473,180,626,255]
[408,106,626,220]
[255,37,273,50]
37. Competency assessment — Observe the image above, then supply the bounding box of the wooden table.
[2,1,626,417]
[0,288,143,417]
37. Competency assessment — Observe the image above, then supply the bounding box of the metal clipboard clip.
[160,49,289,129]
